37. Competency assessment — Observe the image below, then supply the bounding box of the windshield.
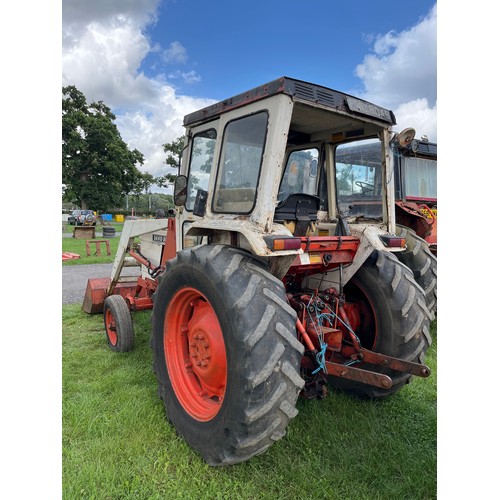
[335,138,383,219]
[278,148,319,201]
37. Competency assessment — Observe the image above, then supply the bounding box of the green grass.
[62,223,124,265]
[63,306,437,499]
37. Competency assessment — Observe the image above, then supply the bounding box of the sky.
[62,0,437,191]
[5,1,500,497]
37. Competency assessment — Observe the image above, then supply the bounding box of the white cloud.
[355,4,437,141]
[393,98,437,143]
[62,0,215,192]
[163,41,188,64]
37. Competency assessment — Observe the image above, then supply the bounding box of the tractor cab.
[174,77,400,268]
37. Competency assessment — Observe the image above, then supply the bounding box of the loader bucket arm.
[108,219,170,295]
[82,218,172,314]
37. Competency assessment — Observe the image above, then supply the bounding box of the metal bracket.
[325,361,393,389]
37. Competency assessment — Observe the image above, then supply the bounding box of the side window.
[186,129,216,211]
[401,157,437,199]
[213,112,268,214]
[278,148,319,201]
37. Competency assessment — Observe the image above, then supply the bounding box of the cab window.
[278,148,319,201]
[186,129,216,211]
[213,112,268,214]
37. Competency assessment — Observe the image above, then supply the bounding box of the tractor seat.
[274,193,320,236]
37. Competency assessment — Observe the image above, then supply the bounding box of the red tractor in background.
[335,132,437,254]
[83,77,434,466]
[335,131,437,314]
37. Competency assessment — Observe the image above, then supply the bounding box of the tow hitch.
[291,288,431,397]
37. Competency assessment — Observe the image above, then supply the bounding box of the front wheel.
[103,295,134,352]
[151,245,305,466]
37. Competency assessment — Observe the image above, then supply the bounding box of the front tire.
[103,295,134,352]
[152,245,304,466]
[330,250,432,398]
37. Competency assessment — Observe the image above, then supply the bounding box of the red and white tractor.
[83,77,434,466]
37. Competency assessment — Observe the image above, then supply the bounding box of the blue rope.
[312,341,328,374]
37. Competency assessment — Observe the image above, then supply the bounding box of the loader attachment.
[82,277,139,314]
[81,217,175,314]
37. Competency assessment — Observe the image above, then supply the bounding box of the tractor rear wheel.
[151,244,304,466]
[329,250,432,398]
[395,224,437,318]
[103,295,134,352]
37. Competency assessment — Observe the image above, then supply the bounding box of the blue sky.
[62,0,437,188]
[140,0,436,100]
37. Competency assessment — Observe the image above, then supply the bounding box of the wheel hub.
[105,310,117,345]
[165,288,227,421]
[186,300,226,397]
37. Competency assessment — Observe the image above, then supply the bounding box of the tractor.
[334,134,437,314]
[83,77,434,466]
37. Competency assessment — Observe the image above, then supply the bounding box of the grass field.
[62,304,437,499]
[62,222,124,265]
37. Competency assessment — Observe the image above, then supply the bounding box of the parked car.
[68,209,97,226]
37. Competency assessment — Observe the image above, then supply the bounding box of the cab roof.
[183,76,396,127]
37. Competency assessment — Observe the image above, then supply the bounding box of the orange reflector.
[309,253,323,264]
[264,236,302,251]
[380,235,406,248]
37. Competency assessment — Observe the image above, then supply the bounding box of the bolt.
[381,379,391,388]
[201,361,208,367]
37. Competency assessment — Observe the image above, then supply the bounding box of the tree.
[156,136,185,189]
[62,86,144,211]
[136,171,156,210]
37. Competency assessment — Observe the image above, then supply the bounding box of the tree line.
[62,85,184,212]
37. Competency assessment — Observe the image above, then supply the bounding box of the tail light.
[264,236,302,251]
[379,235,406,248]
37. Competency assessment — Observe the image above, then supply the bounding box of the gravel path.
[62,262,141,305]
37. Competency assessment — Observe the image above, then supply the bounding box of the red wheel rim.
[105,309,118,345]
[164,288,227,421]
[343,281,378,349]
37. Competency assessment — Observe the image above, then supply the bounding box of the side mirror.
[173,175,188,206]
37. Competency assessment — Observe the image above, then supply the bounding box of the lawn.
[62,304,437,499]
[62,222,124,265]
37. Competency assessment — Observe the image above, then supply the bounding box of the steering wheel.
[355,181,374,195]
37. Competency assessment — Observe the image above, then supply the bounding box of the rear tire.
[103,295,134,352]
[395,224,437,318]
[151,244,304,466]
[329,250,432,398]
